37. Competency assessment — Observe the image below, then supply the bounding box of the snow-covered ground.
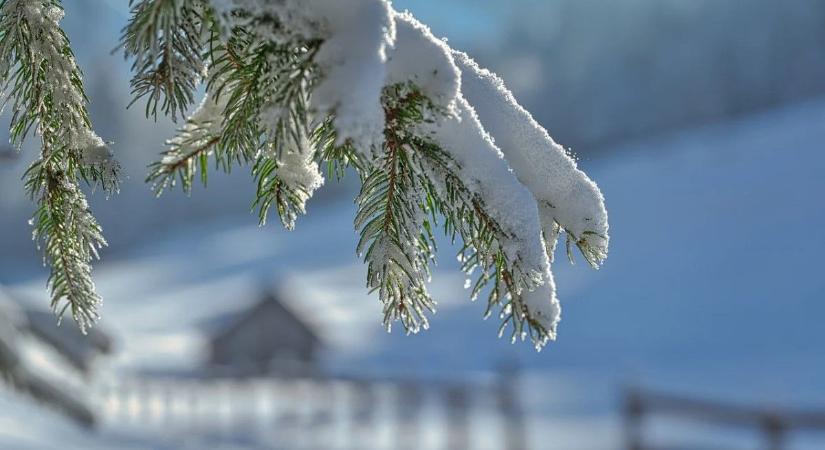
[3,94,825,448]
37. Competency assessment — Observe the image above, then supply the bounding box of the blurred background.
[1,0,824,448]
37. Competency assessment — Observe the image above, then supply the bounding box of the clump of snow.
[453,52,608,262]
[385,11,460,114]
[305,0,395,154]
[78,132,120,193]
[417,97,547,284]
[162,92,226,166]
[523,284,561,343]
[276,134,325,224]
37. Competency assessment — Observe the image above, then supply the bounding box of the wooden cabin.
[206,291,321,376]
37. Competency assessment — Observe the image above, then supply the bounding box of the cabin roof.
[208,290,321,348]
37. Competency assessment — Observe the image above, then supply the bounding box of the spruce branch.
[127,2,606,348]
[121,0,209,121]
[315,117,363,180]
[416,142,555,344]
[149,28,322,197]
[354,88,437,333]
[0,0,117,330]
[344,84,556,343]
[0,0,604,350]
[207,37,269,162]
[145,35,264,194]
[147,131,219,195]
[25,154,106,331]
[375,87,555,344]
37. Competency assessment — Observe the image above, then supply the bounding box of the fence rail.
[624,387,825,450]
[93,371,526,450]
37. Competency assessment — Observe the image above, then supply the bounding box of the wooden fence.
[623,388,825,450]
[93,370,527,450]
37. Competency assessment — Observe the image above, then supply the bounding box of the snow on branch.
[0,0,119,331]
[453,52,609,267]
[125,0,609,349]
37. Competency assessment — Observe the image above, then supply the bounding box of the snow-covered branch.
[0,0,611,348]
[453,52,609,267]
[0,0,119,330]
[126,0,611,348]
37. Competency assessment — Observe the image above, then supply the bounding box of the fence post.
[445,384,470,450]
[496,361,527,450]
[308,379,337,450]
[350,379,376,450]
[763,415,785,450]
[623,389,644,450]
[395,381,422,450]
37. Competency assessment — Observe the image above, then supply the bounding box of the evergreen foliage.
[0,0,609,348]
[0,0,119,331]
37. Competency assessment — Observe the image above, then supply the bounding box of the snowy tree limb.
[130,0,610,348]
[0,0,612,348]
[0,0,119,331]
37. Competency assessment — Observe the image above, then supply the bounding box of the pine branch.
[147,132,219,195]
[25,153,106,332]
[121,0,209,121]
[346,84,555,341]
[354,90,436,332]
[0,0,116,330]
[315,117,363,179]
[144,35,264,195]
[0,0,604,350]
[207,33,321,162]
[207,38,269,162]
[417,143,553,343]
[0,0,120,192]
[126,2,604,348]
[379,88,555,344]
[149,29,322,196]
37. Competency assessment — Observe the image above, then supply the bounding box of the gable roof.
[208,289,321,348]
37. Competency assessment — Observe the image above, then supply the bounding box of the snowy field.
[3,94,825,449]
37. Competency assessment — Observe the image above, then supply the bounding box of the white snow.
[78,132,120,191]
[453,51,608,261]
[304,0,395,153]
[384,11,460,114]
[163,92,226,165]
[275,134,325,228]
